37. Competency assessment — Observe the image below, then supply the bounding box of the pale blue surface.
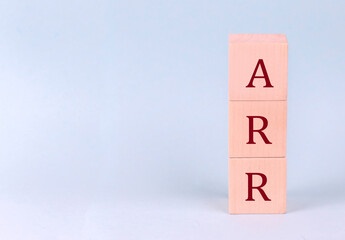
[0,0,345,239]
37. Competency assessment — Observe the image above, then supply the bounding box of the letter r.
[245,173,271,201]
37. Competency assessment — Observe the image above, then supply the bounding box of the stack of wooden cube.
[228,34,288,214]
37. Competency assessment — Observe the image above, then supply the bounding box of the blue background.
[0,0,344,239]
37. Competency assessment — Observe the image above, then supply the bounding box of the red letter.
[245,173,271,201]
[247,116,272,144]
[246,59,273,88]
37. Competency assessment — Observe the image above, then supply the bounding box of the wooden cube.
[229,101,287,158]
[228,157,286,214]
[229,34,288,101]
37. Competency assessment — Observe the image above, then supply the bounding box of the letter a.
[245,173,271,201]
[246,59,273,88]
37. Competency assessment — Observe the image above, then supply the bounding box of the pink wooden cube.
[229,34,288,101]
[229,101,287,158]
[229,157,286,214]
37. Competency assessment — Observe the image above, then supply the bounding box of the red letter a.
[246,59,273,88]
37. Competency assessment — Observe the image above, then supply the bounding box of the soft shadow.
[184,185,228,213]
[288,183,345,213]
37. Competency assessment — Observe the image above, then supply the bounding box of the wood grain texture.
[229,34,288,100]
[228,157,286,214]
[229,100,287,158]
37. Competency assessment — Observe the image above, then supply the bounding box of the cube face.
[229,101,287,158]
[229,158,286,214]
[229,34,288,101]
